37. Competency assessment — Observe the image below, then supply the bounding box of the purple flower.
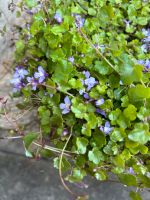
[123,19,131,26]
[11,77,25,92]
[68,56,74,64]
[138,59,150,72]
[79,89,85,95]
[27,77,38,91]
[83,71,90,79]
[95,98,104,106]
[141,44,148,53]
[13,66,28,79]
[83,93,90,99]
[96,108,106,117]
[34,66,47,83]
[54,12,63,23]
[75,14,85,28]
[60,96,71,114]
[62,128,69,136]
[100,121,113,135]
[85,77,97,91]
[129,167,135,175]
[145,59,150,69]
[142,28,150,42]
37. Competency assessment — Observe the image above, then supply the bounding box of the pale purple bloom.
[34,66,47,83]
[83,93,90,99]
[11,66,28,92]
[13,66,28,79]
[141,44,148,53]
[96,108,106,117]
[60,96,71,114]
[27,77,38,91]
[79,89,85,95]
[75,15,85,28]
[85,77,97,91]
[11,77,25,92]
[129,167,135,175]
[95,98,104,106]
[54,12,62,23]
[142,28,150,43]
[123,19,131,26]
[145,59,150,69]
[83,71,90,79]
[62,128,69,136]
[100,121,113,135]
[138,59,150,72]
[68,56,74,64]
[138,60,145,65]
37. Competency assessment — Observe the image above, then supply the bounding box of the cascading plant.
[7,0,150,199]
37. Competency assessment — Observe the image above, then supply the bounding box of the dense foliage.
[11,0,150,199]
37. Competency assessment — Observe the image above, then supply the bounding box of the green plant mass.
[10,0,150,199]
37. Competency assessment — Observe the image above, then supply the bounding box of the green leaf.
[128,85,150,101]
[113,155,125,168]
[118,174,137,186]
[53,157,71,172]
[23,132,38,149]
[81,123,91,137]
[24,0,37,8]
[68,78,82,89]
[88,147,105,164]
[66,168,86,182]
[88,8,96,16]
[110,128,126,142]
[94,61,112,75]
[123,104,137,121]
[116,54,143,84]
[129,191,142,200]
[90,130,106,149]
[138,175,150,188]
[71,97,87,119]
[137,107,150,120]
[16,40,25,53]
[76,137,89,154]
[128,123,150,144]
[95,170,107,181]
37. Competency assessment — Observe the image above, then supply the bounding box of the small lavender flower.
[141,44,148,53]
[68,56,74,64]
[123,19,131,26]
[62,128,69,136]
[34,66,47,83]
[129,167,135,175]
[85,77,97,91]
[96,108,106,117]
[11,78,25,92]
[145,59,150,69]
[79,89,85,95]
[27,77,38,91]
[142,28,150,43]
[83,71,90,79]
[13,66,28,79]
[137,60,145,65]
[100,121,113,135]
[95,98,104,106]
[60,96,71,114]
[83,93,90,99]
[138,59,150,72]
[54,12,63,23]
[75,14,85,28]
